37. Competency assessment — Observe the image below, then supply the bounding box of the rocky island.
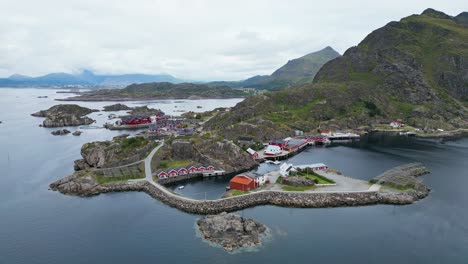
[57,82,246,101]
[102,103,133,111]
[32,104,98,127]
[197,212,268,252]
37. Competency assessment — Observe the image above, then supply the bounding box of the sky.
[0,0,467,81]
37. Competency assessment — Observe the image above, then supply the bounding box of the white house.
[246,148,259,159]
[390,120,404,128]
[264,145,282,156]
[280,163,295,177]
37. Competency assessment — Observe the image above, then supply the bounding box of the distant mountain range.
[209,46,341,91]
[0,70,184,87]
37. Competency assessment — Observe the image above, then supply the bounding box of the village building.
[264,145,282,156]
[229,175,256,191]
[246,148,259,159]
[177,128,196,136]
[283,138,308,152]
[197,166,206,172]
[269,139,288,150]
[280,163,295,177]
[295,163,329,171]
[176,167,188,175]
[186,165,198,174]
[119,115,152,126]
[390,120,405,128]
[156,170,168,179]
[206,165,215,171]
[167,169,179,177]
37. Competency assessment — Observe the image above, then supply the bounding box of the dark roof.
[156,169,167,174]
[287,138,307,148]
[270,139,286,144]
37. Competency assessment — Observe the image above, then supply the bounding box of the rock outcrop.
[74,136,157,170]
[32,104,98,127]
[160,137,258,173]
[197,212,268,251]
[370,162,430,189]
[72,130,82,136]
[51,129,71,135]
[282,176,316,187]
[103,103,132,111]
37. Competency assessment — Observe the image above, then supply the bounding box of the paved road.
[144,140,165,183]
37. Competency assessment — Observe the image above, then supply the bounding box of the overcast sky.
[0,0,466,81]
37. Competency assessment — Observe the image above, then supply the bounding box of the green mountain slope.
[206,9,468,141]
[209,47,340,91]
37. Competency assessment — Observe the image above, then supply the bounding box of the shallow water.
[1,88,467,263]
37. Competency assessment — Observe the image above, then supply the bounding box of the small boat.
[273,160,281,165]
[177,185,185,190]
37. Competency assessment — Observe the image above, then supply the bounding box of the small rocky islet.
[32,104,98,127]
[197,212,268,252]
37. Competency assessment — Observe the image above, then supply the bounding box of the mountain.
[58,82,246,101]
[0,70,184,87]
[205,9,468,141]
[209,47,341,91]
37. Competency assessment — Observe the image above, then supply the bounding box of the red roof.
[230,175,254,185]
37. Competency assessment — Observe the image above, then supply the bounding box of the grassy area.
[158,160,195,170]
[281,185,315,192]
[294,169,335,184]
[231,190,249,196]
[95,174,144,184]
[303,173,335,184]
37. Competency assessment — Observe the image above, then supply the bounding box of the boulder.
[282,176,316,187]
[197,212,268,251]
[51,129,71,136]
[72,130,82,136]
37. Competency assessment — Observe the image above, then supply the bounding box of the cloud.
[0,0,466,80]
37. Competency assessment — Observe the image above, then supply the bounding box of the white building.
[264,145,282,155]
[280,163,295,177]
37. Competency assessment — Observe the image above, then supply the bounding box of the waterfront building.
[246,148,259,159]
[229,175,256,191]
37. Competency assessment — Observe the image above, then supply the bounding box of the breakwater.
[51,178,428,215]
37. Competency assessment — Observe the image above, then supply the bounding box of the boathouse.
[186,165,198,174]
[283,138,308,152]
[197,166,206,172]
[167,169,179,177]
[206,165,215,171]
[177,167,188,175]
[246,148,259,159]
[156,170,168,178]
[229,175,256,191]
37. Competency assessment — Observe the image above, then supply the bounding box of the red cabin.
[206,165,215,171]
[197,166,206,172]
[177,167,188,175]
[167,169,178,177]
[229,175,256,191]
[156,170,168,179]
[186,165,198,174]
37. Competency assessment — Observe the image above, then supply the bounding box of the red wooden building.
[229,175,256,191]
[156,170,168,179]
[269,139,288,150]
[197,166,206,172]
[206,165,215,171]
[177,167,188,175]
[186,165,198,174]
[167,169,179,177]
[120,115,152,126]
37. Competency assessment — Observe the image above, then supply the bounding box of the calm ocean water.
[1,88,467,263]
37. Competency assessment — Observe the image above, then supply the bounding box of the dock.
[203,170,226,177]
[105,123,150,130]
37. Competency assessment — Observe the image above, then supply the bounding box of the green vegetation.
[120,137,150,152]
[158,160,194,170]
[95,174,145,184]
[231,190,249,196]
[281,185,315,192]
[292,168,335,184]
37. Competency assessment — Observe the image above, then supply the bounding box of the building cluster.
[149,119,197,136]
[156,165,215,179]
[280,163,329,177]
[264,137,309,156]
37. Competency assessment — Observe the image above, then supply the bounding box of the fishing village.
[40,102,432,215]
